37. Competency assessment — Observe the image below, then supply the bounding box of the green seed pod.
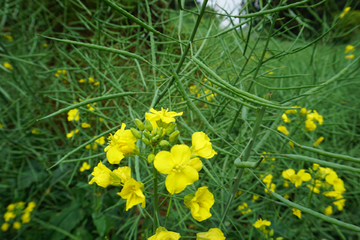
[159,140,169,148]
[145,119,153,132]
[134,118,145,131]
[147,153,155,163]
[131,128,142,139]
[165,123,176,134]
[142,137,150,145]
[169,130,180,143]
[143,131,151,139]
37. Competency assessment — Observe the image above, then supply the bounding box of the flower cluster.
[238,202,251,215]
[189,79,217,107]
[3,62,13,70]
[79,77,100,86]
[2,201,36,232]
[261,174,276,193]
[344,44,355,59]
[282,168,311,187]
[148,227,226,240]
[54,69,67,78]
[253,218,271,235]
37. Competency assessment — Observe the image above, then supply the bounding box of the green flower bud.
[159,140,169,148]
[145,119,153,132]
[169,130,179,143]
[147,153,155,163]
[151,135,159,142]
[165,123,176,134]
[143,131,151,139]
[133,145,140,155]
[157,127,163,136]
[142,137,150,145]
[134,118,145,131]
[130,128,142,139]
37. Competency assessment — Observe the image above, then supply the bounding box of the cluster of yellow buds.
[1,201,36,232]
[79,77,100,86]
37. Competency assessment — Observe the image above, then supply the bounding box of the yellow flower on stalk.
[81,123,91,128]
[4,211,16,222]
[88,77,95,83]
[191,132,217,159]
[79,79,86,83]
[154,144,200,194]
[305,120,317,132]
[333,195,346,211]
[292,208,301,219]
[307,110,323,125]
[196,228,225,240]
[306,179,322,194]
[86,136,105,150]
[7,204,16,211]
[112,166,132,185]
[87,103,96,111]
[300,108,307,115]
[288,141,294,148]
[117,178,145,211]
[313,163,320,171]
[24,202,36,213]
[13,222,21,229]
[3,62,13,70]
[285,106,300,114]
[252,194,259,202]
[277,125,289,135]
[324,205,333,216]
[253,218,271,234]
[325,171,346,193]
[282,113,291,123]
[345,54,354,59]
[148,226,181,240]
[340,7,351,19]
[67,109,80,121]
[21,212,31,224]
[238,202,251,215]
[145,107,183,125]
[345,45,355,54]
[66,129,79,138]
[282,169,311,187]
[31,128,39,134]
[104,123,138,164]
[1,223,9,232]
[184,186,214,222]
[80,162,91,172]
[88,161,112,188]
[313,137,324,147]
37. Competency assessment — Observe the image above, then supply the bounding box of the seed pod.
[159,140,169,148]
[142,137,150,145]
[169,130,179,143]
[165,123,176,134]
[134,118,145,131]
[145,119,153,132]
[147,153,155,163]
[130,128,142,139]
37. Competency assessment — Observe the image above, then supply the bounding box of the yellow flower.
[1,223,9,232]
[284,194,290,199]
[31,128,39,134]
[4,211,16,222]
[305,120,316,131]
[281,113,291,123]
[88,77,95,83]
[87,103,96,111]
[253,218,271,233]
[148,226,181,240]
[81,123,91,128]
[154,144,199,194]
[307,110,323,125]
[325,171,346,193]
[112,166,132,185]
[79,79,86,83]
[324,205,333,216]
[285,106,300,114]
[196,228,225,240]
[13,222,21,229]
[7,204,16,211]
[333,195,346,211]
[283,180,289,188]
[292,208,301,219]
[252,194,259,202]
[268,71,274,75]
[300,108,307,115]
[21,212,31,223]
[306,179,322,193]
[345,45,355,54]
[313,163,320,171]
[80,162,91,172]
[277,126,289,135]
[3,62,13,70]
[4,35,13,41]
[0,123,3,128]
[282,169,311,187]
[67,109,80,121]
[288,141,294,148]
[184,186,214,222]
[238,202,251,215]
[66,129,79,138]
[94,82,100,86]
[145,107,183,125]
[117,178,145,211]
[191,132,217,159]
[24,202,36,213]
[345,54,354,59]
[313,137,324,147]
[105,123,138,164]
[43,43,48,47]
[89,161,112,188]
[340,7,351,19]
[265,183,276,193]
[235,190,243,198]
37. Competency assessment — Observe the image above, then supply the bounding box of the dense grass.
[1,0,360,239]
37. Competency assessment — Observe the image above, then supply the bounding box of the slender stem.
[153,166,159,232]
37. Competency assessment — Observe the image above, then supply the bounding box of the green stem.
[153,165,159,232]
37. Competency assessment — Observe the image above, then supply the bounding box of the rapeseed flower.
[307,110,323,125]
[277,126,289,135]
[333,196,346,211]
[292,208,301,219]
[117,178,145,211]
[340,7,351,19]
[305,120,316,131]
[148,226,181,240]
[324,205,332,216]
[67,109,80,121]
[3,62,13,70]
[300,108,307,115]
[288,141,294,148]
[105,123,138,164]
[191,132,217,159]
[13,222,21,229]
[154,144,199,194]
[145,107,183,128]
[282,169,311,187]
[3,35,13,41]
[81,123,91,128]
[253,218,271,234]
[313,137,324,147]
[86,136,105,150]
[252,194,259,202]
[285,106,300,114]
[196,228,225,240]
[88,161,112,188]
[1,223,9,232]
[238,202,251,215]
[184,186,214,221]
[66,129,79,138]
[345,45,355,54]
[307,179,322,193]
[80,162,91,172]
[345,54,354,59]
[282,113,291,123]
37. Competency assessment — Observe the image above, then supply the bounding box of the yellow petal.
[154,151,174,174]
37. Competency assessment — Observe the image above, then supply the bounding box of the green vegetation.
[1,0,359,239]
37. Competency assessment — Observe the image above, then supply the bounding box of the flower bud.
[147,153,155,163]
[145,119,153,132]
[130,128,142,139]
[143,131,151,139]
[169,130,179,143]
[133,145,140,155]
[159,140,169,148]
[151,135,159,142]
[165,123,176,134]
[142,137,150,145]
[134,118,145,131]
[157,127,163,136]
